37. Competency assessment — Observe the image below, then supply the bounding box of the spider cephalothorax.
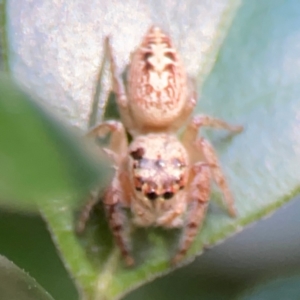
[127,134,189,227]
[129,134,188,202]
[78,26,243,266]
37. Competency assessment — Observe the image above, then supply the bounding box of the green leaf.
[0,0,9,72]
[238,275,300,300]
[0,254,55,300]
[4,0,300,300]
[0,74,111,210]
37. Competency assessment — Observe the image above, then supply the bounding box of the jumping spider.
[77,26,243,266]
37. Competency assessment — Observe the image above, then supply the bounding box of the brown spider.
[77,26,243,266]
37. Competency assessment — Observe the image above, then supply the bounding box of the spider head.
[128,134,189,205]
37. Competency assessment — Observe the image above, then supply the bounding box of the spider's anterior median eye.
[130,147,145,160]
[163,191,174,200]
[146,192,158,201]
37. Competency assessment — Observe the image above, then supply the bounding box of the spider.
[77,26,243,266]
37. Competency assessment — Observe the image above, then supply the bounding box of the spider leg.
[76,190,101,234]
[182,114,242,147]
[76,121,128,234]
[106,37,135,132]
[200,138,236,216]
[172,162,211,265]
[182,114,242,217]
[88,120,134,265]
[104,175,134,266]
[87,120,127,159]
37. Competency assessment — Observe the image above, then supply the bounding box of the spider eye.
[163,191,174,200]
[146,192,158,201]
[130,147,145,160]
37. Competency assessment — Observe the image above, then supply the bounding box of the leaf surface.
[0,255,55,300]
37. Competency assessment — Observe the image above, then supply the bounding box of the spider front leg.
[172,162,211,265]
[76,189,101,234]
[76,120,128,234]
[182,114,242,217]
[104,174,134,267]
[87,120,128,162]
[88,120,134,266]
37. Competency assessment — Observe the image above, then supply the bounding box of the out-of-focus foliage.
[239,275,300,300]
[0,254,54,300]
[0,75,110,210]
